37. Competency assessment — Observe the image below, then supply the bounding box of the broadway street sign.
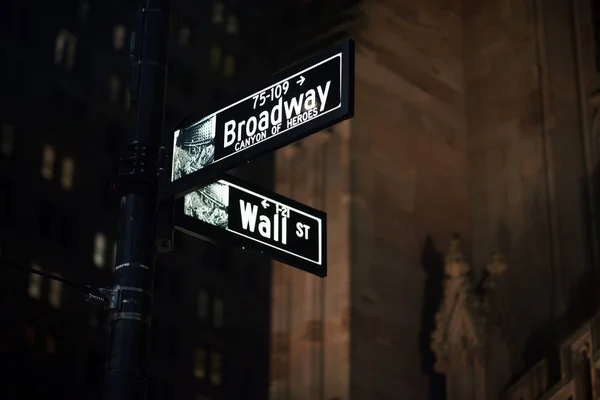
[164,39,354,200]
[173,174,327,277]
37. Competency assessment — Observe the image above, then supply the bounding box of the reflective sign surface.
[164,39,354,200]
[174,175,327,277]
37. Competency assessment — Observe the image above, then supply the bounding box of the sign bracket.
[154,197,175,253]
[151,39,354,276]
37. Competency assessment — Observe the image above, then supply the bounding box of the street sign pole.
[104,1,170,400]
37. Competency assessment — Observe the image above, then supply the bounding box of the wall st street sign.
[164,39,355,201]
[173,174,327,277]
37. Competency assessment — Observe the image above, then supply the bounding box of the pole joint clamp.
[114,144,163,195]
[85,287,123,311]
[100,287,123,311]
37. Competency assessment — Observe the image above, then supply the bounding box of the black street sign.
[163,39,354,200]
[173,174,327,277]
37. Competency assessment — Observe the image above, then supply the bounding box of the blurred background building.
[0,0,278,399]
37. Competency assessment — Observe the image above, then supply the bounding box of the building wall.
[271,0,600,398]
[270,123,352,400]
[463,0,556,365]
[270,0,469,399]
[463,0,598,368]
[349,1,468,399]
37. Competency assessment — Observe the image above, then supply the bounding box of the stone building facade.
[269,0,600,399]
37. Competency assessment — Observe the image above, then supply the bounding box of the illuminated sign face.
[174,175,327,277]
[164,39,354,201]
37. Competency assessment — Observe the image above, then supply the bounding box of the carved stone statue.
[430,235,511,400]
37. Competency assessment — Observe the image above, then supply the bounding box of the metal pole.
[104,1,170,399]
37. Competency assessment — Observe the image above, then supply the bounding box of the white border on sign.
[224,180,323,266]
[171,52,345,182]
[171,129,179,183]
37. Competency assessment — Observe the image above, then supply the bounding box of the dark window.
[147,376,157,400]
[38,200,54,237]
[0,53,5,76]
[11,65,26,96]
[24,324,37,349]
[181,67,195,97]
[219,249,231,273]
[0,2,13,35]
[243,370,253,398]
[103,178,117,210]
[51,87,67,107]
[164,105,176,127]
[76,45,92,81]
[86,350,105,389]
[44,333,58,356]
[78,1,91,26]
[17,10,33,46]
[0,180,15,227]
[202,245,217,265]
[168,325,178,361]
[161,382,174,399]
[105,124,121,155]
[59,213,73,247]
[72,98,87,115]
[18,383,34,400]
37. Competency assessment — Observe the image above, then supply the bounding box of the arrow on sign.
[175,174,327,277]
[163,39,355,202]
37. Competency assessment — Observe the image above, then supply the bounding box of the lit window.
[1,124,15,156]
[25,325,36,347]
[109,74,121,102]
[54,30,77,70]
[49,274,63,308]
[93,232,107,268]
[213,297,223,327]
[61,157,75,190]
[226,16,238,35]
[45,335,56,355]
[55,35,65,64]
[27,264,43,299]
[113,25,126,50]
[223,55,235,77]
[210,46,222,68]
[194,347,207,379]
[210,352,223,386]
[40,145,55,180]
[197,290,209,319]
[212,2,224,25]
[179,27,191,46]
